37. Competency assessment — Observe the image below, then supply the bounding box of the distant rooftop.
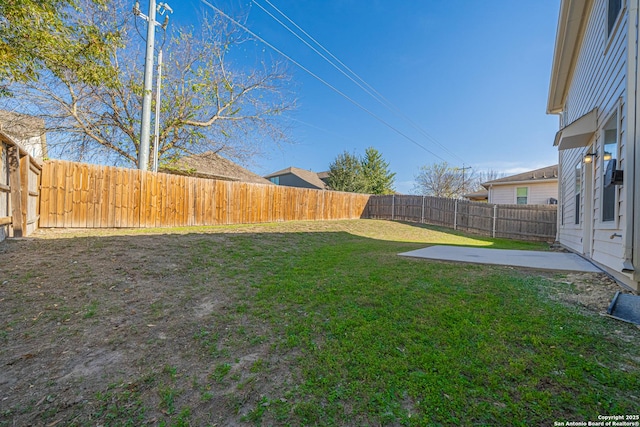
[483,165,558,186]
[161,152,273,185]
[265,166,327,190]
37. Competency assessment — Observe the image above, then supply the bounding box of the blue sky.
[177,0,561,193]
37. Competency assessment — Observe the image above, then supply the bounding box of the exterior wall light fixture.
[583,152,597,163]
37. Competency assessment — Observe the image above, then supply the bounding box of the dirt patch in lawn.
[0,228,300,426]
[547,271,634,313]
[0,223,635,426]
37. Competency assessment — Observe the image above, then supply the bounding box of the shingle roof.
[316,171,329,180]
[161,152,273,185]
[0,110,45,139]
[463,189,489,200]
[264,166,328,190]
[483,165,558,186]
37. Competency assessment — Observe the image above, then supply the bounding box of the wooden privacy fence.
[366,195,557,241]
[39,160,370,228]
[0,133,41,241]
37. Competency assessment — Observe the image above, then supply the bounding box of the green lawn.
[1,219,638,426]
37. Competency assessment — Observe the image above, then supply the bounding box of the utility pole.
[152,48,163,173]
[460,164,472,196]
[133,1,172,171]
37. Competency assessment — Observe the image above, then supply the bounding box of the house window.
[575,162,581,225]
[602,114,618,222]
[516,187,528,205]
[270,176,279,185]
[608,0,622,36]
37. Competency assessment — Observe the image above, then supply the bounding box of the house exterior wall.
[488,182,557,205]
[271,173,322,190]
[553,0,637,289]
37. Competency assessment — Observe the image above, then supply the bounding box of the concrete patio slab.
[398,246,602,273]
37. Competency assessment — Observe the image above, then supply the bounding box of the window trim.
[600,108,620,227]
[607,0,622,37]
[605,0,625,55]
[516,186,528,205]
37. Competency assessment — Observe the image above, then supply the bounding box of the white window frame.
[516,186,528,205]
[607,0,623,37]
[600,108,620,227]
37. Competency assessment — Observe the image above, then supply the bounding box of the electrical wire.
[254,0,467,165]
[198,0,449,163]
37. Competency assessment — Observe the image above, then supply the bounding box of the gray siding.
[274,173,323,190]
[558,0,628,273]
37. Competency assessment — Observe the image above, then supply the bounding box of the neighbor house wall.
[271,173,322,190]
[488,182,557,205]
[557,0,631,284]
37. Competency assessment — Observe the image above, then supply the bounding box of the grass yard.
[0,219,638,426]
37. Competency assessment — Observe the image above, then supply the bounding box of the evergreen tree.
[327,147,395,194]
[327,151,367,193]
[361,146,396,194]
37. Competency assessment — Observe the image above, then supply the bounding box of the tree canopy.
[2,0,294,167]
[327,147,395,194]
[0,0,118,95]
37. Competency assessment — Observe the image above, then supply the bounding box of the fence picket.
[366,195,556,241]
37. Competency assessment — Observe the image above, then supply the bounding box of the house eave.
[547,0,594,114]
[486,178,558,188]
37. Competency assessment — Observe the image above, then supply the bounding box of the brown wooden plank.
[79,163,89,228]
[130,169,141,228]
[38,161,52,227]
[201,178,210,225]
[53,161,64,227]
[123,168,132,228]
[8,146,23,236]
[61,161,73,227]
[71,162,82,227]
[93,165,104,227]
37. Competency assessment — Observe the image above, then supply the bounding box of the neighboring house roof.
[463,189,489,201]
[160,152,273,185]
[317,171,329,183]
[483,165,558,186]
[0,110,47,159]
[265,166,328,190]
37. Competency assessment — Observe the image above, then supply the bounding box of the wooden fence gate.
[0,132,41,241]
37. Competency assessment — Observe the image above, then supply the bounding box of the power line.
[199,0,449,162]
[253,0,467,165]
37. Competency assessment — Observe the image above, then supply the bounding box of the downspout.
[624,0,639,276]
[556,151,562,244]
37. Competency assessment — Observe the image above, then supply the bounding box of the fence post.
[421,196,425,223]
[391,195,395,220]
[454,199,458,230]
[492,204,497,238]
[8,146,24,237]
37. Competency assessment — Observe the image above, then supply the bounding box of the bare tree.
[473,169,506,190]
[413,162,475,198]
[3,1,294,166]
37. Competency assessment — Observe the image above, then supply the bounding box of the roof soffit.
[554,108,598,150]
[547,0,594,114]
